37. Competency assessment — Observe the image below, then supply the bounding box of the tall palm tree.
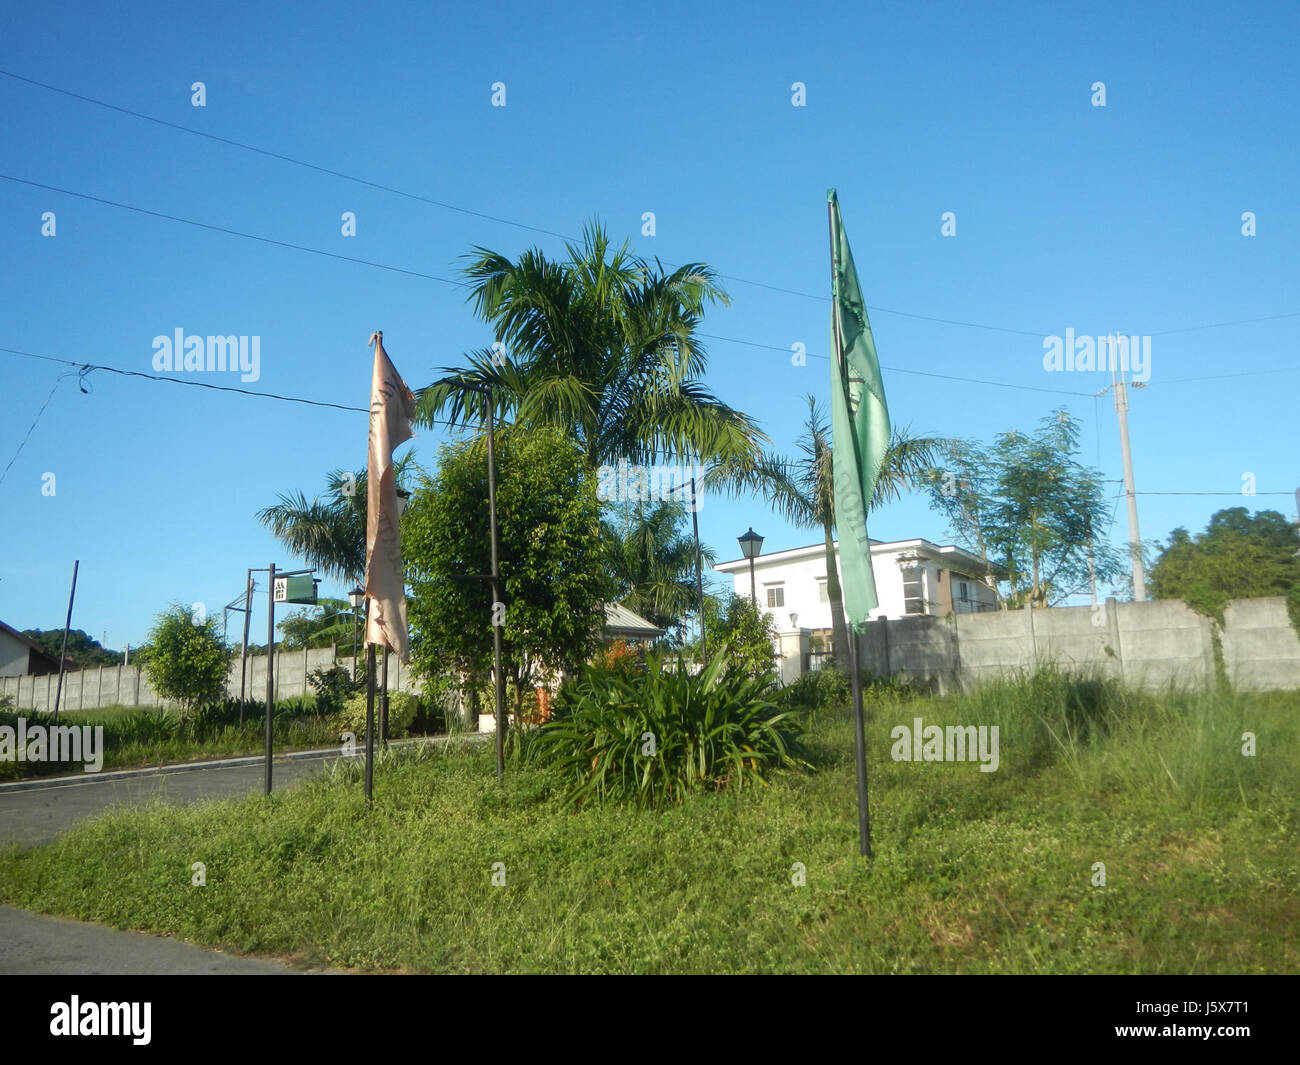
[602,498,716,641]
[706,394,945,664]
[415,221,766,469]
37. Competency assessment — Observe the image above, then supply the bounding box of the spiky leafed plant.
[705,394,945,664]
[414,220,766,470]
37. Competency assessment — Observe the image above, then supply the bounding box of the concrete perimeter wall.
[0,645,421,713]
[846,596,1299,693]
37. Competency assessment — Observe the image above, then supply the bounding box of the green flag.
[828,189,891,632]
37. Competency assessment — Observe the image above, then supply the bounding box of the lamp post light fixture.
[738,527,764,607]
[789,612,799,630]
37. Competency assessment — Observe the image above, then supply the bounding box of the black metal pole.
[239,569,253,721]
[846,622,873,858]
[829,193,872,859]
[485,388,505,781]
[365,642,376,802]
[380,647,389,745]
[748,555,757,607]
[689,479,707,667]
[52,559,79,720]
[265,563,276,795]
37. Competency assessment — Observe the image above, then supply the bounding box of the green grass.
[0,704,341,781]
[0,672,1295,973]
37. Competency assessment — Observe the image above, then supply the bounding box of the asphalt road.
[0,749,352,974]
[0,752,340,850]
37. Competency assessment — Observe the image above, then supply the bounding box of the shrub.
[781,667,850,714]
[308,666,359,715]
[139,604,234,709]
[336,691,419,741]
[529,644,810,807]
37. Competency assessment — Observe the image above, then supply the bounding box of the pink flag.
[364,331,416,661]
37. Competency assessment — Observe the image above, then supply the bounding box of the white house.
[714,538,1000,681]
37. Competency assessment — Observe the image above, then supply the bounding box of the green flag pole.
[828,193,873,859]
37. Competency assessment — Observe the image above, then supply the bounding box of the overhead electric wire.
[0,345,476,428]
[6,67,1297,345]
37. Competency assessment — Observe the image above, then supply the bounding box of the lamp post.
[738,527,764,607]
[348,586,365,681]
[664,477,708,667]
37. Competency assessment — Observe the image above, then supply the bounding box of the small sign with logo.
[273,575,319,604]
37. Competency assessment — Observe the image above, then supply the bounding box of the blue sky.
[1,0,1297,648]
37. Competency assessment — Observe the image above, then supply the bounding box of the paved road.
[0,741,490,974]
[0,752,341,850]
[0,906,297,974]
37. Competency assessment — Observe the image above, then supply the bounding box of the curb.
[0,733,487,795]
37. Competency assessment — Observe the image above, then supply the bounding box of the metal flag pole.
[365,638,376,803]
[485,386,506,781]
[828,195,873,860]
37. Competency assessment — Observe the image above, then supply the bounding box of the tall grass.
[0,670,1294,973]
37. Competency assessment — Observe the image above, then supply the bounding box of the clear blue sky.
[2,0,1297,648]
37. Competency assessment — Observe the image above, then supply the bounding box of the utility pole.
[1110,333,1146,601]
[52,559,80,720]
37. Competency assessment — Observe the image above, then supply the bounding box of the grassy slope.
[0,678,1295,974]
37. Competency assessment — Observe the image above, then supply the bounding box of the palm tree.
[256,458,414,586]
[414,221,766,469]
[602,498,716,641]
[706,394,945,665]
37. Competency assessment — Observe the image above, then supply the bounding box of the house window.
[817,580,829,603]
[902,566,925,615]
[959,582,970,602]
[766,585,785,608]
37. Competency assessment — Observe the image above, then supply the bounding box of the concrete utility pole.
[1111,334,1146,601]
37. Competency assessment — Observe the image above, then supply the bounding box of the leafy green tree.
[925,409,1122,608]
[1148,507,1300,628]
[279,598,362,651]
[414,221,765,470]
[21,629,123,668]
[602,498,713,644]
[138,604,233,710]
[690,593,779,682]
[403,426,614,729]
[706,394,944,663]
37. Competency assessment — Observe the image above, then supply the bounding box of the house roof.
[714,538,1006,579]
[0,620,63,671]
[603,602,665,639]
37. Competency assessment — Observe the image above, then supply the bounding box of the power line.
[0,174,465,287]
[6,167,1298,395]
[8,68,1296,343]
[0,345,467,429]
[0,372,70,486]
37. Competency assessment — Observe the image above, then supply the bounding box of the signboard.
[273,575,319,605]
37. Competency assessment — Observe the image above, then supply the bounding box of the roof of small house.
[603,602,665,640]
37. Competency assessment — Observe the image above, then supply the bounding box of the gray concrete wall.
[1221,598,1300,691]
[0,645,421,713]
[834,596,1299,693]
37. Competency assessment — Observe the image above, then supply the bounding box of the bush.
[781,667,850,714]
[529,644,810,807]
[308,666,359,715]
[336,691,419,741]
[139,604,234,709]
[698,594,778,682]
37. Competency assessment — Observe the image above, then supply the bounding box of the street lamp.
[348,586,365,680]
[738,527,764,607]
